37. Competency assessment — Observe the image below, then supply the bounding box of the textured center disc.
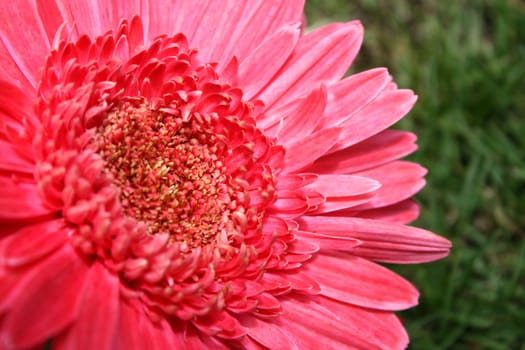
[96,98,233,247]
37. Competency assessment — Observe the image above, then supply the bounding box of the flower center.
[96,98,234,247]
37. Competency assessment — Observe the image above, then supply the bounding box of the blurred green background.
[305,1,525,349]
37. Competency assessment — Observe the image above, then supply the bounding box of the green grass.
[305,1,525,349]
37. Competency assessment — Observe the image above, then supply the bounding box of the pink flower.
[0,1,451,349]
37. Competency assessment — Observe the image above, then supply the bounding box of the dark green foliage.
[306,1,525,349]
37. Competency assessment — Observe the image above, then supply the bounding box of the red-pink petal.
[0,219,67,266]
[0,139,35,174]
[299,216,451,263]
[210,0,305,66]
[273,85,327,144]
[284,127,342,173]
[0,0,50,88]
[330,89,417,153]
[352,199,420,224]
[238,315,299,350]
[35,0,64,44]
[353,161,427,209]
[0,176,56,222]
[310,130,418,174]
[296,230,361,252]
[304,253,419,310]
[2,245,88,349]
[53,262,120,350]
[305,174,381,197]
[193,310,246,339]
[259,21,363,109]
[280,295,380,349]
[319,296,410,350]
[321,68,392,129]
[239,24,300,100]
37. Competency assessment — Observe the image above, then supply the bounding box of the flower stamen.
[96,98,234,247]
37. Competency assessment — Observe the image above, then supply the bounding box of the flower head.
[0,1,450,349]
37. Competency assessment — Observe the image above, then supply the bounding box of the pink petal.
[183,323,230,350]
[182,2,251,64]
[0,77,38,127]
[319,296,410,350]
[239,24,300,100]
[209,0,305,65]
[259,21,363,109]
[272,85,327,145]
[35,0,64,44]
[280,295,380,349]
[309,193,375,214]
[330,89,417,153]
[238,315,299,350]
[304,253,419,310]
[0,0,50,88]
[353,161,427,209]
[0,176,56,222]
[284,127,342,173]
[305,174,381,197]
[352,199,420,224]
[116,300,145,350]
[309,130,418,174]
[54,0,142,38]
[299,216,451,263]
[0,139,35,174]
[117,298,186,350]
[53,262,120,350]
[296,230,361,252]
[0,219,67,267]
[321,68,392,129]
[193,310,246,339]
[2,245,89,349]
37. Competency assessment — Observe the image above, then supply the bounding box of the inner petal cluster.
[32,18,285,321]
[96,98,234,247]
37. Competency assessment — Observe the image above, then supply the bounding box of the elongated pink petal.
[0,219,67,266]
[258,21,363,109]
[0,176,56,222]
[296,230,361,252]
[35,0,64,43]
[239,24,300,100]
[280,295,380,349]
[299,216,451,263]
[183,2,250,64]
[351,199,420,224]
[310,130,418,174]
[54,262,120,350]
[0,139,35,174]
[0,0,50,88]
[284,127,342,173]
[116,300,145,350]
[321,68,392,129]
[193,311,246,339]
[54,0,142,38]
[304,253,419,310]
[353,161,426,209]
[273,85,327,145]
[319,296,409,350]
[0,40,33,91]
[212,0,305,65]
[238,315,299,350]
[329,89,417,153]
[305,174,380,197]
[2,245,89,349]
[0,79,37,127]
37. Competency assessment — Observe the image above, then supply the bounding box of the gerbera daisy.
[0,1,451,349]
